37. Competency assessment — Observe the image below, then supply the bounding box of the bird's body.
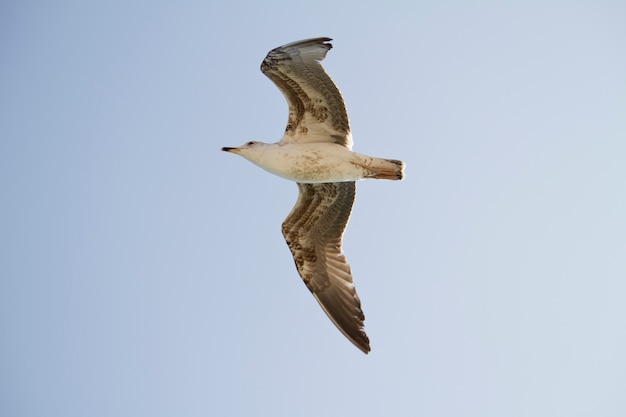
[221,37,405,354]
[224,141,404,183]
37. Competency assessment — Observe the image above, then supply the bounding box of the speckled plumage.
[222,37,405,354]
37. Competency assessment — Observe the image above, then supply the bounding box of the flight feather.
[261,37,353,149]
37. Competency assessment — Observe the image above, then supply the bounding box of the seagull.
[221,37,405,354]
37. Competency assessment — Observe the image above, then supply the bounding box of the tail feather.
[365,157,405,180]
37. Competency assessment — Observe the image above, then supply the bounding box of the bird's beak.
[221,147,239,153]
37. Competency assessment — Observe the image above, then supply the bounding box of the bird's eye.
[246,141,255,146]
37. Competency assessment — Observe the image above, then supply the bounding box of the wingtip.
[353,329,371,354]
[272,37,334,53]
[358,340,371,355]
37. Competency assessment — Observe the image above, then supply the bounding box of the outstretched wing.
[281,182,369,354]
[261,37,353,149]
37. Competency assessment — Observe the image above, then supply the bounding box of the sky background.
[1,1,625,416]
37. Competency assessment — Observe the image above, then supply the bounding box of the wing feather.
[261,37,353,149]
[281,182,370,353]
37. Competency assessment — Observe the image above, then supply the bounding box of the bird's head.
[221,141,270,163]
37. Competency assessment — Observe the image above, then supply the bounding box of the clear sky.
[1,1,625,416]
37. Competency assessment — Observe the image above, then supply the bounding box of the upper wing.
[281,182,369,353]
[261,37,353,149]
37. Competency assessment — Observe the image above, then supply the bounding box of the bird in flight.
[222,37,405,354]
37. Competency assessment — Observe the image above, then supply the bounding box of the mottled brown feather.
[281,182,370,354]
[261,37,353,149]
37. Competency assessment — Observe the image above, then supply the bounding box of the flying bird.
[221,37,405,354]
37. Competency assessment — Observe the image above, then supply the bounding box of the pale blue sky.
[2,1,625,416]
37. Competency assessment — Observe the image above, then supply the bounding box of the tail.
[360,157,405,180]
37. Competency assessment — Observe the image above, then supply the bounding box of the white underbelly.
[258,143,364,183]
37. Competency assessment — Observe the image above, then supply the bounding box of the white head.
[221,141,271,165]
